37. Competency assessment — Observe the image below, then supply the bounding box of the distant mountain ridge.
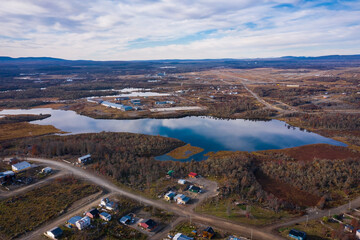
[1,54,360,63]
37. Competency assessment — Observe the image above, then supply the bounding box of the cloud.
[0,0,359,60]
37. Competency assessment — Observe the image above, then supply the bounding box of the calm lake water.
[0,108,346,161]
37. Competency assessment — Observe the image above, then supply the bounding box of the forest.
[2,132,359,212]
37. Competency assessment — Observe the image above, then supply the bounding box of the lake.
[0,108,346,161]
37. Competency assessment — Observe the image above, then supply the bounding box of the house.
[0,171,15,185]
[78,154,92,164]
[67,216,82,227]
[105,201,118,211]
[100,197,109,207]
[189,185,201,193]
[173,233,194,240]
[174,194,190,205]
[188,172,198,178]
[75,216,91,230]
[228,236,248,240]
[130,99,141,105]
[356,229,360,239]
[138,219,157,231]
[203,227,215,239]
[289,229,307,240]
[45,227,63,239]
[12,161,31,172]
[164,191,176,201]
[344,224,354,233]
[178,179,187,185]
[41,167,52,174]
[120,215,133,225]
[100,212,112,221]
[86,208,99,219]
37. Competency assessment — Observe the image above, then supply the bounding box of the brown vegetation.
[0,122,62,141]
[166,144,204,159]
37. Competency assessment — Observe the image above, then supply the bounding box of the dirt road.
[25,157,284,240]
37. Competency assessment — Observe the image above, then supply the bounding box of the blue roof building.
[289,229,307,240]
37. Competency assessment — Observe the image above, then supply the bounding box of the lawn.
[278,219,333,240]
[195,198,296,226]
[0,177,99,239]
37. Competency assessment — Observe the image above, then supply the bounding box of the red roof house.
[188,172,198,178]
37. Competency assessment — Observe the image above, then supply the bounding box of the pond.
[0,108,346,161]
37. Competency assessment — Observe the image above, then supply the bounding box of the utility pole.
[250,229,253,240]
[306,215,309,227]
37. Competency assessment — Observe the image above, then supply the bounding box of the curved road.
[25,157,284,240]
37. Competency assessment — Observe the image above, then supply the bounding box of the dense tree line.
[2,132,359,211]
[291,113,360,130]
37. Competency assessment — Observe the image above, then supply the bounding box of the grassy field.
[166,144,204,159]
[278,220,333,240]
[195,198,296,226]
[0,122,62,141]
[0,177,99,239]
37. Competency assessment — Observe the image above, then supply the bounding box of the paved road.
[25,157,284,240]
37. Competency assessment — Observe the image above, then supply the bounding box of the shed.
[100,212,112,221]
[289,229,307,240]
[76,216,91,230]
[86,208,99,219]
[0,171,15,185]
[45,227,63,239]
[188,172,198,178]
[42,167,52,174]
[178,179,187,185]
[203,227,215,239]
[78,154,92,164]
[68,216,82,227]
[344,224,354,233]
[164,191,176,201]
[105,201,117,211]
[12,161,31,172]
[167,170,174,176]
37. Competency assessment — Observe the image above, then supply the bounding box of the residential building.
[356,229,360,239]
[173,233,194,240]
[78,154,92,164]
[45,227,63,239]
[139,219,157,231]
[174,194,190,205]
[164,191,176,201]
[41,167,52,174]
[86,208,99,219]
[100,212,111,221]
[0,171,15,185]
[178,179,187,185]
[289,229,307,240]
[203,227,215,239]
[188,172,198,178]
[189,185,201,193]
[120,215,132,225]
[76,216,91,230]
[67,216,82,227]
[12,161,31,172]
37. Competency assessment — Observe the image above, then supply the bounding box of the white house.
[75,216,91,230]
[12,161,31,172]
[173,233,194,240]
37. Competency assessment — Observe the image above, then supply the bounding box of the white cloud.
[0,0,359,60]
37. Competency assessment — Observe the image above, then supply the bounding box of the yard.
[0,177,99,239]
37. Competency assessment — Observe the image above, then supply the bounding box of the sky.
[0,0,360,60]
